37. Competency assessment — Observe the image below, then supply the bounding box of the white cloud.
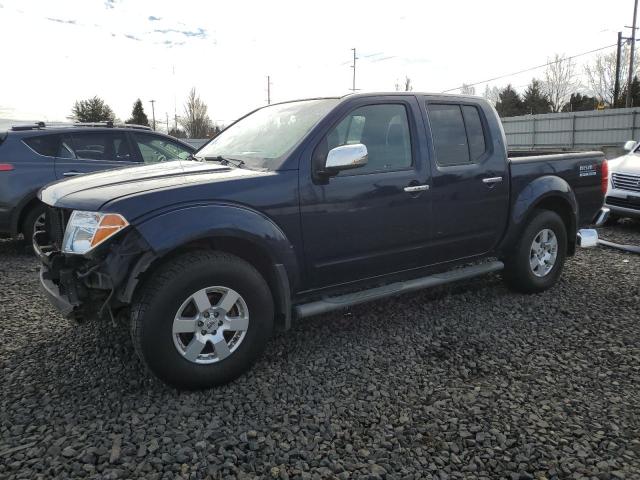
[0,0,632,125]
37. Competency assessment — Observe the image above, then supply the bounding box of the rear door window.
[427,103,489,166]
[70,132,134,161]
[426,104,469,166]
[23,135,60,157]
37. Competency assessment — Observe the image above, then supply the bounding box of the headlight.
[62,211,129,254]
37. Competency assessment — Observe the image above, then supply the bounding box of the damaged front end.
[35,206,151,321]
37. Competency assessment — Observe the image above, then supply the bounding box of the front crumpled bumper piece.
[39,267,77,317]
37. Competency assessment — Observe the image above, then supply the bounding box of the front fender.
[134,203,299,286]
[500,175,578,253]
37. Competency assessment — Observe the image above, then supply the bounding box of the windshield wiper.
[201,155,245,168]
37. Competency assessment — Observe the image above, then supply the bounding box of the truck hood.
[39,160,269,214]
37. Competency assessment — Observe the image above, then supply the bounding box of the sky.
[0,0,635,128]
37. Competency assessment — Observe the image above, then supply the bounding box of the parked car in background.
[605,140,640,222]
[0,122,195,246]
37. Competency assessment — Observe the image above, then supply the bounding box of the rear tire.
[21,203,46,254]
[130,251,274,389]
[503,210,567,293]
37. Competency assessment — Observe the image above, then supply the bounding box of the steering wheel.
[156,154,167,162]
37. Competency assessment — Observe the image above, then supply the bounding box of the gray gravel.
[1,223,640,480]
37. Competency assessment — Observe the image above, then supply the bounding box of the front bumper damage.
[36,224,151,319]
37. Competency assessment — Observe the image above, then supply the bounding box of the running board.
[294,260,504,319]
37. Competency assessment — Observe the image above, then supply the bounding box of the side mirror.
[323,144,368,175]
[624,140,636,152]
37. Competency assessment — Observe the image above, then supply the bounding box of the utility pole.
[174,114,178,133]
[627,0,639,107]
[149,100,156,130]
[350,48,358,92]
[267,76,271,105]
[615,31,623,106]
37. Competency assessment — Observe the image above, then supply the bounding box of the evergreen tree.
[562,93,598,112]
[125,99,150,126]
[495,85,526,117]
[522,79,551,114]
[71,96,115,123]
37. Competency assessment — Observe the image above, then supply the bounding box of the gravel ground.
[1,223,639,480]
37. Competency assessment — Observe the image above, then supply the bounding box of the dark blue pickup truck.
[35,93,609,389]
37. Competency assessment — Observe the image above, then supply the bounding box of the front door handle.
[63,171,80,177]
[404,184,429,193]
[482,176,503,185]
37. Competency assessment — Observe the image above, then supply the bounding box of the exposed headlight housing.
[62,211,129,255]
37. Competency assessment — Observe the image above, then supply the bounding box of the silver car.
[605,140,640,221]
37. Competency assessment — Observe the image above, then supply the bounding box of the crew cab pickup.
[35,93,608,389]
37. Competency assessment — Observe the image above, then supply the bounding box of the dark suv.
[0,122,195,245]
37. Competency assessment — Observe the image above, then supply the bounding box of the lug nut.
[218,320,223,326]
[201,330,207,335]
[203,312,210,318]
[213,330,217,335]
[213,312,219,318]
[197,320,204,327]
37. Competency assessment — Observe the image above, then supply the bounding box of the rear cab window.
[426,102,488,166]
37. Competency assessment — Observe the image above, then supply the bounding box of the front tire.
[503,210,567,293]
[131,251,274,389]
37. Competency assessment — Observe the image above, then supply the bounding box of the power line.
[442,43,618,93]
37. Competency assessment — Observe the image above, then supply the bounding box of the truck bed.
[508,150,605,227]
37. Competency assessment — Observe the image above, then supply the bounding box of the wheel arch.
[120,204,298,330]
[13,192,43,235]
[499,176,578,256]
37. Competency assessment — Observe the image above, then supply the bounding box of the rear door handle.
[63,171,80,177]
[482,176,503,184]
[404,184,430,193]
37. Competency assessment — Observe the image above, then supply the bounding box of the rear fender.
[500,175,578,254]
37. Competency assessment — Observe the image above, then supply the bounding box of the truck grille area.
[611,173,640,193]
[37,207,71,252]
[606,196,640,210]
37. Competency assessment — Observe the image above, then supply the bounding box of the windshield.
[196,99,339,168]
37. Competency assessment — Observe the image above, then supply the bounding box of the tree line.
[70,87,221,139]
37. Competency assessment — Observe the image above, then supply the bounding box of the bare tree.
[543,54,577,113]
[482,85,501,106]
[179,87,212,138]
[584,46,638,105]
[395,76,413,92]
[460,83,476,95]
